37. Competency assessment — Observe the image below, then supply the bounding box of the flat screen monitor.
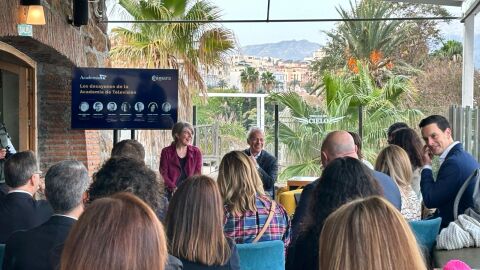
[71,68,178,130]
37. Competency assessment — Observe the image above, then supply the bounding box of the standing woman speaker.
[160,121,202,198]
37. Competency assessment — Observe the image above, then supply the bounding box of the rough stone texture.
[0,0,109,175]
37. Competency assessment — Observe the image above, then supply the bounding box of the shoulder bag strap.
[454,168,480,219]
[253,200,277,243]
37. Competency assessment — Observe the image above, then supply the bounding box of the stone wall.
[0,0,109,175]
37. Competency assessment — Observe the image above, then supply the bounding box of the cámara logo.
[152,75,171,82]
[80,74,107,80]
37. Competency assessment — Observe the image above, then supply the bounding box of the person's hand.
[422,145,433,166]
[0,148,6,160]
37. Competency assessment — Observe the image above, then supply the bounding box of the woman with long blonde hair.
[217,151,290,245]
[166,175,239,269]
[60,192,168,270]
[319,196,426,270]
[375,145,421,220]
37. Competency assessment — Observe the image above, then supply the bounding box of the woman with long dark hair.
[389,127,424,198]
[286,157,382,270]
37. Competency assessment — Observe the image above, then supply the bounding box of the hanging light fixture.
[19,0,46,25]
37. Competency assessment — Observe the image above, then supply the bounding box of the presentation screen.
[71,68,178,130]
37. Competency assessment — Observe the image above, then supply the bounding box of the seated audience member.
[389,127,425,198]
[375,145,422,220]
[0,151,52,243]
[243,127,278,198]
[59,193,168,270]
[348,131,373,169]
[166,175,240,270]
[217,151,290,245]
[387,122,409,143]
[419,115,479,228]
[88,157,167,222]
[111,139,146,162]
[3,160,89,270]
[319,196,426,270]
[291,131,401,238]
[286,157,382,270]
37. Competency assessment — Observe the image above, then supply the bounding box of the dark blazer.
[0,192,52,244]
[243,149,278,195]
[291,169,401,238]
[2,215,76,270]
[421,143,479,228]
[160,143,202,190]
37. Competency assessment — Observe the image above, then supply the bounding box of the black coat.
[243,149,278,195]
[2,215,75,270]
[0,192,52,244]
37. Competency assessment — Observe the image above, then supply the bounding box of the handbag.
[434,168,480,268]
[253,200,277,243]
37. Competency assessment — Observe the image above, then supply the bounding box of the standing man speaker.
[243,127,278,198]
[0,123,16,195]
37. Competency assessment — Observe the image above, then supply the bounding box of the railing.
[194,124,220,174]
[449,105,480,161]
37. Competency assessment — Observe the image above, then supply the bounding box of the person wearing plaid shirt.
[223,194,290,245]
[218,151,290,247]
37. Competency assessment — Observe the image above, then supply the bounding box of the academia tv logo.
[152,75,171,82]
[80,74,107,80]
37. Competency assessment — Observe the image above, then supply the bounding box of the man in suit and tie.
[3,160,90,270]
[420,115,479,228]
[243,127,278,198]
[0,151,52,243]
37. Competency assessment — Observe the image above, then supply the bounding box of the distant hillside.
[240,40,322,61]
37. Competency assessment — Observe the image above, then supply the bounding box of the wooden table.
[287,176,318,190]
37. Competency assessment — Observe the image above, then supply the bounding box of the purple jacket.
[160,143,202,190]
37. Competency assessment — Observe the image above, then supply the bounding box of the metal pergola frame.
[106,0,476,107]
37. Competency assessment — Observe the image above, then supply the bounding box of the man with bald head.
[291,131,401,237]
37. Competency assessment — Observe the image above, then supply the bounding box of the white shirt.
[422,141,460,171]
[439,141,460,166]
[52,214,78,220]
[7,189,33,196]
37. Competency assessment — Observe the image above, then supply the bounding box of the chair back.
[0,244,5,266]
[236,240,284,270]
[409,217,442,253]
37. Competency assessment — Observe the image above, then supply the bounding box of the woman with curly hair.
[88,157,167,221]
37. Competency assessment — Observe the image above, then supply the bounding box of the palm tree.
[261,71,276,93]
[110,0,235,120]
[432,40,463,62]
[271,62,422,180]
[317,0,413,86]
[240,67,259,93]
[109,0,235,166]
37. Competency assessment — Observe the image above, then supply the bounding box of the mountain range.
[240,40,322,61]
[241,37,480,67]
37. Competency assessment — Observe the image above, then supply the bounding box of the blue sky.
[209,0,466,46]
